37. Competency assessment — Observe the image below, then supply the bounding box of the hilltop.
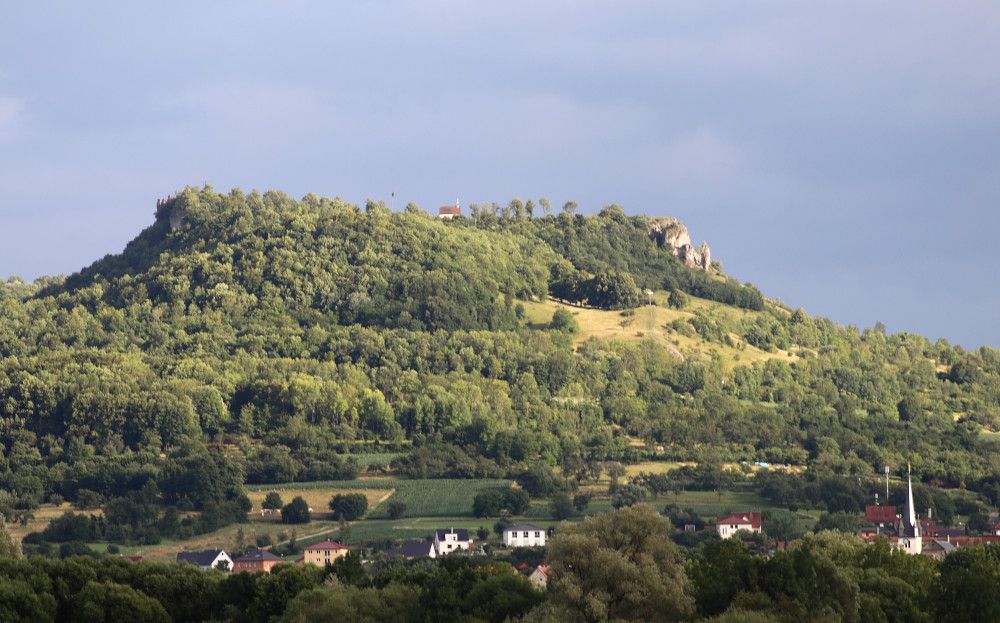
[1,186,999,550]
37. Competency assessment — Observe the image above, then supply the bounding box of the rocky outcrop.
[647,217,712,270]
[155,196,185,231]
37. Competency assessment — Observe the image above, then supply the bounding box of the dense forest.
[1,186,999,544]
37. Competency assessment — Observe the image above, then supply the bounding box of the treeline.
[5,505,1000,622]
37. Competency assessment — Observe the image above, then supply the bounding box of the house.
[389,539,437,559]
[176,549,233,571]
[503,524,547,548]
[715,512,762,539]
[434,528,473,555]
[922,539,957,561]
[232,549,283,574]
[438,201,461,219]
[303,540,350,566]
[528,564,550,589]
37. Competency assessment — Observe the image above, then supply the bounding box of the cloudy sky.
[1,2,998,346]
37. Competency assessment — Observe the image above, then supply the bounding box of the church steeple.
[904,463,919,537]
[893,463,923,555]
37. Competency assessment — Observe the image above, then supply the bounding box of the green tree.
[549,308,578,333]
[74,581,170,623]
[667,289,688,310]
[387,500,407,520]
[547,504,694,621]
[262,492,284,510]
[281,496,311,524]
[550,492,574,520]
[329,494,368,521]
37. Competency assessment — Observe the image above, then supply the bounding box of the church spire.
[905,463,919,537]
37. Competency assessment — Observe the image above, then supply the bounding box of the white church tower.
[896,464,922,555]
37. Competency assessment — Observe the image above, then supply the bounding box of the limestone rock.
[647,217,712,271]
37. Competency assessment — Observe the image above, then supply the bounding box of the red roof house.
[865,505,897,525]
[716,512,762,538]
[232,549,283,574]
[438,203,461,219]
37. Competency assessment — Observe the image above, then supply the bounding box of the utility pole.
[885,465,890,501]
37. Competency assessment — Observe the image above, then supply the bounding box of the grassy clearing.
[348,452,406,469]
[520,296,796,370]
[5,503,103,542]
[624,461,696,477]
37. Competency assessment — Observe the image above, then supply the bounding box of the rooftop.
[176,549,227,567]
[507,523,545,532]
[306,540,349,551]
[233,549,282,562]
[716,512,762,529]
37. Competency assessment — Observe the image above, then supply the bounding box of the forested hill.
[1,186,999,534]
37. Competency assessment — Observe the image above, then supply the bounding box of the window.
[535,532,540,538]
[523,531,529,537]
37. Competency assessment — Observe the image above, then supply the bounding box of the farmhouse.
[715,512,762,539]
[434,528,473,555]
[176,549,233,571]
[503,524,546,548]
[232,549,283,574]
[303,540,350,566]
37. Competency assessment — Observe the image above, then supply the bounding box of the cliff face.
[647,217,711,270]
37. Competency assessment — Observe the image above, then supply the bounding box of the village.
[159,466,1000,590]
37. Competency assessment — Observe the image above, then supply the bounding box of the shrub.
[262,492,284,510]
[281,496,311,524]
[329,494,368,521]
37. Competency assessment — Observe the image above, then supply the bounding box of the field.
[246,488,394,520]
[246,478,513,519]
[520,295,797,370]
[5,502,103,542]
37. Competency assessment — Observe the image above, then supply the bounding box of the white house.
[715,512,762,539]
[176,549,233,571]
[503,524,547,548]
[434,528,473,555]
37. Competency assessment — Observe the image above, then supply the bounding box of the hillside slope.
[0,186,999,529]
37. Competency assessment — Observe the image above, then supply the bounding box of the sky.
[1,1,998,347]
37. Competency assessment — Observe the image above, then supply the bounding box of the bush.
[473,488,530,517]
[548,308,578,333]
[329,494,368,521]
[281,497,311,524]
[387,500,407,519]
[262,492,284,510]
